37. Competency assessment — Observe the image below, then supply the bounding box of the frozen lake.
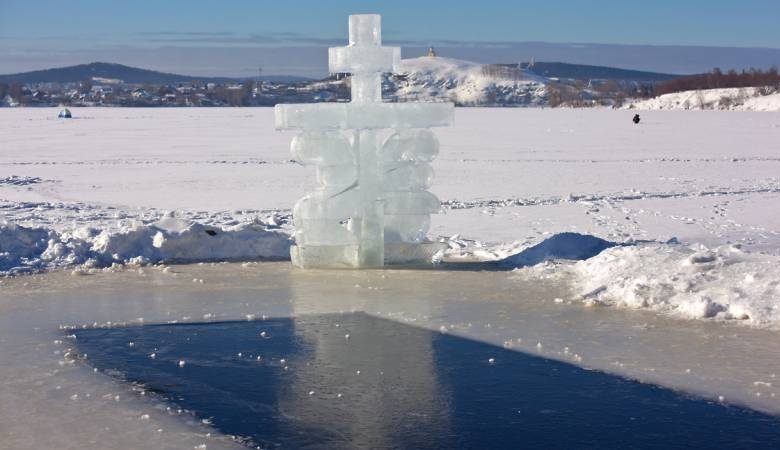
[2,263,780,448]
[2,107,780,251]
[1,107,780,447]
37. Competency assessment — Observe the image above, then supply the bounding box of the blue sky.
[1,0,779,76]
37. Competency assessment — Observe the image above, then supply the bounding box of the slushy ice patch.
[73,313,780,449]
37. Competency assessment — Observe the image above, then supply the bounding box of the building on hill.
[426,47,437,57]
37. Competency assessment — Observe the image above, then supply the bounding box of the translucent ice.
[275,14,454,268]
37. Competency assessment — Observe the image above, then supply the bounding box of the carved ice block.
[275,14,454,268]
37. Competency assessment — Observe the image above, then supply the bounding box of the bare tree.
[9,83,24,103]
[79,78,93,94]
[655,67,780,96]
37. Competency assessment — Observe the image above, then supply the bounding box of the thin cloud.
[136,30,344,46]
[135,31,236,37]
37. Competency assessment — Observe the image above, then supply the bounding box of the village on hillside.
[1,52,778,109]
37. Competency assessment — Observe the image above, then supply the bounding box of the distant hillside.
[0,62,311,84]
[528,62,678,82]
[392,57,547,106]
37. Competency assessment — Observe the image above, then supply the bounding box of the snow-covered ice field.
[2,107,779,251]
[2,107,780,323]
[1,107,780,447]
[0,108,780,250]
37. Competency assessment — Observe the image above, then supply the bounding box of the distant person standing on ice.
[633,114,641,124]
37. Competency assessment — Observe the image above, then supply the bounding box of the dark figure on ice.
[632,114,640,124]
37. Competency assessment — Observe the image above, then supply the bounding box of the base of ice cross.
[290,242,448,269]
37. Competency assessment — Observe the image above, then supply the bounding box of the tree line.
[653,67,780,97]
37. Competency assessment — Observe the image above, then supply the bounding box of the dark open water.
[74,313,780,449]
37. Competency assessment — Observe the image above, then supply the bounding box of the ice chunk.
[329,48,400,74]
[291,131,353,165]
[349,14,381,47]
[382,129,440,162]
[350,73,383,103]
[316,165,358,192]
[384,192,441,215]
[295,221,359,246]
[384,214,431,243]
[383,162,434,191]
[293,190,360,220]
[291,244,360,268]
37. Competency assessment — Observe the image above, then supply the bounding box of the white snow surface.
[2,107,780,328]
[0,217,290,275]
[396,57,547,105]
[564,243,780,327]
[627,87,780,111]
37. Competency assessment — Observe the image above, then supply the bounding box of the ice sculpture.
[275,14,454,268]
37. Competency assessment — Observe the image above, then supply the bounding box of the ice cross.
[275,14,454,269]
[329,14,399,103]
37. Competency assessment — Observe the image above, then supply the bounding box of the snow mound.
[1,218,291,275]
[0,175,44,186]
[571,243,780,328]
[394,57,547,105]
[499,232,617,267]
[626,87,780,111]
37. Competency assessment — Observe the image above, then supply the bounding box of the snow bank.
[570,243,780,328]
[498,232,617,267]
[0,218,291,275]
[626,87,780,111]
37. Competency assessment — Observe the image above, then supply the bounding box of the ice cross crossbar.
[275,102,454,130]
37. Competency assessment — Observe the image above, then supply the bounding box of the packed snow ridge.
[521,242,780,329]
[0,217,291,275]
[626,87,780,111]
[5,213,779,329]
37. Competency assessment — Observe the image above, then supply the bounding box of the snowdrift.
[0,218,291,275]
[4,217,779,329]
[626,87,780,111]
[569,243,780,328]
[498,232,617,267]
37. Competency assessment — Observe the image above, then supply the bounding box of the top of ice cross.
[274,14,452,130]
[328,15,400,74]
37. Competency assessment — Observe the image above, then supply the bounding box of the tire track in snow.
[442,185,780,210]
